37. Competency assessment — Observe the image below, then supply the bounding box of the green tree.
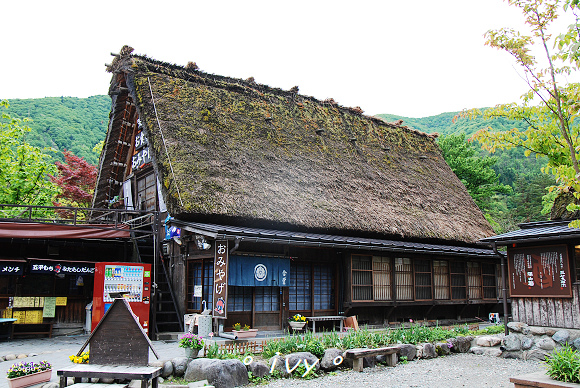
[459,0,580,221]
[438,133,511,211]
[0,100,59,211]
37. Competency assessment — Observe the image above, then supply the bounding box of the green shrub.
[545,346,580,383]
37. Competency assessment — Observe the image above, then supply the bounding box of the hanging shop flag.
[229,256,290,287]
[212,240,228,319]
[507,244,572,298]
[29,260,95,275]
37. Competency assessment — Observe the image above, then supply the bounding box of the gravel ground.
[258,353,546,388]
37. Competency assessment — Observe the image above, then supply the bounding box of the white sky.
[1,0,576,118]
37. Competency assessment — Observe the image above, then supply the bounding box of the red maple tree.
[51,150,98,209]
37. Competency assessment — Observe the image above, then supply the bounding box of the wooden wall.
[511,284,580,329]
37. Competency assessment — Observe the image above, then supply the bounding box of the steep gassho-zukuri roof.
[101,47,494,244]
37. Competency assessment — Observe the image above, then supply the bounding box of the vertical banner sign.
[213,240,228,319]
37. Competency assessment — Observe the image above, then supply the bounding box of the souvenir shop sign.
[132,147,152,170]
[508,245,572,298]
[0,261,24,275]
[229,256,290,287]
[29,260,95,275]
[213,240,228,319]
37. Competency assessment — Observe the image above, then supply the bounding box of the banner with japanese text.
[212,240,228,319]
[507,244,572,298]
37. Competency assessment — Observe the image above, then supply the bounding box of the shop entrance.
[225,286,281,330]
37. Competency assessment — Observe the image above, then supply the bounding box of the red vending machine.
[92,262,152,334]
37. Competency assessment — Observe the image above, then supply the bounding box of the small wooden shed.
[78,298,158,366]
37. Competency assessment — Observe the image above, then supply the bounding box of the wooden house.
[93,46,502,333]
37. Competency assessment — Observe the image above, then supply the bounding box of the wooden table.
[57,364,162,388]
[0,318,16,340]
[305,316,346,333]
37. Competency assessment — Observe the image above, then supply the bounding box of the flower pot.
[7,370,52,388]
[184,348,199,359]
[288,321,307,330]
[232,329,258,339]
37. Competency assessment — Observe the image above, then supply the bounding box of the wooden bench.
[65,383,127,388]
[58,364,162,388]
[344,346,400,372]
[305,316,346,333]
[12,323,53,338]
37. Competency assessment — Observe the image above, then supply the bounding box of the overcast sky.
[1,0,576,118]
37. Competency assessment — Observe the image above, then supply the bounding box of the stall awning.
[0,222,130,239]
[229,255,290,287]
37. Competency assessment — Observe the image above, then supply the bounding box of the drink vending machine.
[91,262,152,334]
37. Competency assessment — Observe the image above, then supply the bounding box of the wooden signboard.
[507,245,573,298]
[212,240,228,319]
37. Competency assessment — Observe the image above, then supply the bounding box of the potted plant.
[232,323,258,339]
[178,333,204,359]
[288,314,307,330]
[6,360,52,388]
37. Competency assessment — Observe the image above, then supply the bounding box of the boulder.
[162,360,174,378]
[521,337,534,350]
[422,343,438,359]
[552,330,571,345]
[184,358,248,388]
[5,354,16,361]
[502,334,522,352]
[435,342,451,356]
[172,357,189,377]
[545,328,557,336]
[470,346,502,357]
[247,361,270,379]
[16,354,27,359]
[524,349,549,361]
[529,327,546,336]
[536,337,556,351]
[449,337,472,353]
[285,352,320,374]
[476,336,501,347]
[502,350,523,359]
[507,322,528,333]
[268,355,289,377]
[100,379,115,384]
[320,348,344,371]
[394,344,417,361]
[574,337,580,351]
[415,345,423,359]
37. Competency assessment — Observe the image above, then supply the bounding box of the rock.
[5,354,16,361]
[524,349,549,361]
[416,344,425,358]
[502,350,523,359]
[158,377,164,384]
[521,337,534,350]
[422,343,438,359]
[16,354,27,359]
[449,337,472,353]
[90,378,100,383]
[188,380,210,387]
[394,344,416,361]
[507,322,528,333]
[340,352,353,369]
[172,357,189,377]
[28,353,38,357]
[247,361,270,378]
[476,336,501,347]
[320,348,344,371]
[184,358,248,388]
[471,346,502,357]
[268,355,289,376]
[362,356,376,368]
[470,346,486,355]
[574,338,580,350]
[502,334,522,351]
[162,360,173,378]
[285,352,320,374]
[436,342,451,356]
[100,378,115,384]
[536,337,556,351]
[552,330,571,345]
[529,326,546,336]
[545,328,557,336]
[0,355,4,361]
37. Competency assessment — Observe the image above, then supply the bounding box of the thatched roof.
[97,47,493,244]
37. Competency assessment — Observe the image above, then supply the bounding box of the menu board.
[508,245,573,298]
[43,297,56,318]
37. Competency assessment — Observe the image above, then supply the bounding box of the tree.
[0,100,59,211]
[438,133,512,211]
[50,150,97,209]
[459,0,580,220]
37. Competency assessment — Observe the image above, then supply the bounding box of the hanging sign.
[0,262,24,275]
[135,131,149,150]
[132,147,152,170]
[29,260,95,275]
[212,240,228,319]
[507,244,572,298]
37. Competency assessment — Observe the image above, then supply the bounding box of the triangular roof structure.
[95,45,494,245]
[78,298,158,366]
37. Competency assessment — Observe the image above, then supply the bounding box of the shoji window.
[373,256,392,301]
[450,261,466,300]
[314,265,334,310]
[187,259,213,311]
[289,263,311,310]
[467,262,482,299]
[395,258,413,300]
[228,286,253,312]
[352,255,373,301]
[414,259,432,300]
[482,263,497,299]
[255,287,280,311]
[433,260,450,300]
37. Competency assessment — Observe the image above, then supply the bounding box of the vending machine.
[92,262,152,334]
